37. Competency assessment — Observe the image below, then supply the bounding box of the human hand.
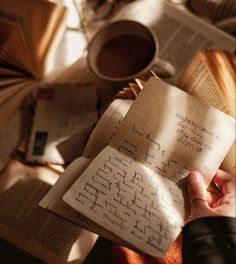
[187,169,235,220]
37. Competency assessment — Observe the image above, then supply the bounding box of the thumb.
[187,171,210,219]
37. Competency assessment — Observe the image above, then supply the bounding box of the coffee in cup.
[87,20,175,83]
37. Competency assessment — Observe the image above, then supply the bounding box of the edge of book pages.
[0,0,68,78]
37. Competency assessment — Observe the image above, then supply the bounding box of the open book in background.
[179,50,235,118]
[178,50,236,175]
[0,0,67,129]
[0,159,98,264]
[0,0,67,78]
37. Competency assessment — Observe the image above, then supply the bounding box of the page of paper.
[40,156,91,218]
[0,0,67,76]
[0,18,36,76]
[83,99,133,158]
[26,82,98,164]
[0,80,31,106]
[39,156,133,248]
[111,78,235,185]
[0,160,97,264]
[178,52,235,117]
[220,142,236,176]
[64,146,184,257]
[0,80,37,129]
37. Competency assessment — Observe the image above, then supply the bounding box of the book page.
[0,79,30,106]
[0,18,36,76]
[40,156,146,250]
[64,146,185,258]
[111,78,235,185]
[0,77,28,90]
[0,66,27,78]
[0,80,37,129]
[63,77,235,257]
[178,52,235,117]
[109,0,235,82]
[0,0,67,76]
[0,160,97,264]
[83,99,133,159]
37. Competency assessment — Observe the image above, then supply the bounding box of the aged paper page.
[64,146,185,257]
[0,18,36,76]
[40,156,136,248]
[63,77,235,257]
[111,78,235,185]
[178,52,234,117]
[0,80,37,129]
[0,160,97,264]
[220,142,236,176]
[83,99,133,158]
[0,81,30,106]
[0,0,67,76]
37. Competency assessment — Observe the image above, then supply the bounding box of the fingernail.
[189,171,201,184]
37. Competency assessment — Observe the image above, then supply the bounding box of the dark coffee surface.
[96,34,155,78]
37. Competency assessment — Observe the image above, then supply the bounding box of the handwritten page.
[63,78,235,257]
[64,146,184,257]
[111,78,235,185]
[39,155,138,249]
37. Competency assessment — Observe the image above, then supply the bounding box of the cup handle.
[151,57,176,78]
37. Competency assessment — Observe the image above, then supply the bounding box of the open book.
[179,50,235,118]
[0,0,67,129]
[41,78,235,258]
[0,0,67,78]
[0,159,98,264]
[178,50,236,175]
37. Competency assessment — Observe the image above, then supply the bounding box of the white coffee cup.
[87,20,175,83]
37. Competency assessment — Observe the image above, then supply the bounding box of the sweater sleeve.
[182,216,236,264]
